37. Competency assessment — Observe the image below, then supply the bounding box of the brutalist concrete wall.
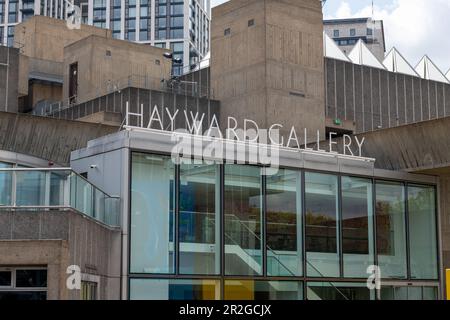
[211,0,325,141]
[0,46,19,113]
[50,87,221,131]
[0,112,118,166]
[325,57,450,134]
[0,210,121,300]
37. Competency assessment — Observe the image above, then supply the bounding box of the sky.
[211,0,450,73]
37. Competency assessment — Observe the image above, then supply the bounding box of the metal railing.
[0,168,120,227]
[181,210,350,300]
[40,73,213,118]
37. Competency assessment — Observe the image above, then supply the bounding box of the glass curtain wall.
[179,163,220,275]
[305,172,340,277]
[224,165,263,276]
[266,169,302,276]
[307,282,374,300]
[375,181,407,279]
[130,279,220,300]
[224,280,303,300]
[130,153,175,274]
[129,152,439,300]
[341,176,374,278]
[408,185,438,279]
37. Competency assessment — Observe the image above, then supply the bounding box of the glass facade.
[224,280,303,300]
[266,169,302,276]
[179,163,220,275]
[224,165,262,276]
[130,153,175,274]
[375,181,407,279]
[129,152,440,300]
[305,172,339,277]
[342,176,374,278]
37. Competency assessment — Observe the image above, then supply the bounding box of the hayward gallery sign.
[125,104,368,165]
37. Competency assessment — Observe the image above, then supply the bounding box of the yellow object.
[447,269,450,300]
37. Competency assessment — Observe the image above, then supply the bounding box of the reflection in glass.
[422,287,438,300]
[0,162,12,206]
[224,280,303,300]
[224,165,262,276]
[376,181,407,279]
[16,171,46,206]
[305,172,339,277]
[130,279,220,300]
[307,282,373,300]
[380,286,407,300]
[408,185,438,279]
[179,162,220,275]
[130,153,175,274]
[266,169,302,276]
[381,286,438,300]
[341,176,374,278]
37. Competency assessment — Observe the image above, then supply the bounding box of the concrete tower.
[211,0,325,142]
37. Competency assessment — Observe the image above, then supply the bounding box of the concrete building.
[211,0,325,141]
[12,15,176,113]
[62,35,171,104]
[0,0,211,76]
[0,46,19,112]
[324,18,386,61]
[14,16,112,112]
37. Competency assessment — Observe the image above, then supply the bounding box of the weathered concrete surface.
[63,35,171,104]
[0,46,19,113]
[211,0,325,141]
[0,112,118,166]
[342,116,450,172]
[0,210,121,300]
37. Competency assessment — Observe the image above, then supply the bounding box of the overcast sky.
[211,0,450,73]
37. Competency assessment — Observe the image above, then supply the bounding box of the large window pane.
[376,181,407,279]
[408,185,438,279]
[130,279,220,300]
[179,162,220,275]
[266,169,302,276]
[16,171,46,206]
[130,153,175,274]
[307,282,374,300]
[305,172,339,277]
[342,176,374,278]
[0,162,12,206]
[224,165,262,276]
[224,280,303,300]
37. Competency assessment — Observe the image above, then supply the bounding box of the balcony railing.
[0,168,120,227]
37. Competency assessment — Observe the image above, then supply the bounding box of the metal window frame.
[126,151,441,300]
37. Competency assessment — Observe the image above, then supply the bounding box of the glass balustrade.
[0,168,120,227]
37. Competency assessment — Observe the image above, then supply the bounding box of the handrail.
[0,168,120,226]
[0,167,117,198]
[225,213,349,300]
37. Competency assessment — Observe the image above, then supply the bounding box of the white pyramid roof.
[348,39,385,70]
[383,48,419,77]
[323,32,350,62]
[415,55,449,83]
[446,68,450,82]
